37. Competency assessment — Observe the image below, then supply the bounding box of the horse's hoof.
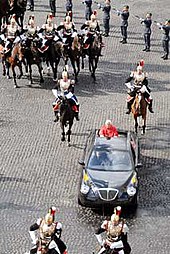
[61,137,65,142]
[17,75,22,79]
[14,85,19,88]
[67,142,71,147]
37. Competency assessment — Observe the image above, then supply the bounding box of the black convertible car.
[78,129,142,209]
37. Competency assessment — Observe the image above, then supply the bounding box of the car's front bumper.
[78,192,137,208]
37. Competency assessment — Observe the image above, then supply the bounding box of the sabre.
[94,0,117,11]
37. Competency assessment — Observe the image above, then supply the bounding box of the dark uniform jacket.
[161,25,170,41]
[142,19,152,34]
[121,11,129,27]
[102,4,111,20]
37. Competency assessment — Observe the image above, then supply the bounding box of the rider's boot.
[148,99,154,113]
[53,102,60,122]
[72,105,80,121]
[54,111,59,122]
[126,101,132,114]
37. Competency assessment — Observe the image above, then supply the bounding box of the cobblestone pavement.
[0,0,170,253]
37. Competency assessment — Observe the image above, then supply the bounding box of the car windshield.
[87,148,132,171]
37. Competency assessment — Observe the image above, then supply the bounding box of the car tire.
[78,197,83,206]
[130,194,138,211]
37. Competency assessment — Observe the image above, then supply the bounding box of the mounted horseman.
[125,60,154,114]
[52,68,80,122]
[22,15,40,45]
[28,207,68,254]
[95,206,131,254]
[2,14,20,54]
[57,14,77,48]
[81,11,103,54]
[37,13,63,81]
[38,13,62,53]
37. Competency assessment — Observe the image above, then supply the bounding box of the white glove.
[125,82,133,89]
[140,18,144,21]
[98,3,101,8]
[95,234,103,246]
[29,231,38,245]
[157,22,160,26]
[110,240,123,250]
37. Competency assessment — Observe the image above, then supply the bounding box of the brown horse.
[131,92,148,134]
[82,33,102,82]
[21,37,44,85]
[8,42,24,88]
[63,35,83,82]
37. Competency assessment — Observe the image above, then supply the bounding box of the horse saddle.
[38,45,49,53]
[84,43,90,49]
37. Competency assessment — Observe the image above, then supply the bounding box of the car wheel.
[130,194,138,210]
[78,197,83,206]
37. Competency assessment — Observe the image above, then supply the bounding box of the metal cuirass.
[39,219,56,242]
[89,21,97,31]
[7,25,17,39]
[106,221,123,242]
[64,22,72,31]
[27,27,36,36]
[133,72,146,85]
[45,24,54,33]
[60,80,71,93]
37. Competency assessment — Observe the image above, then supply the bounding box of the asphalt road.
[0,0,170,254]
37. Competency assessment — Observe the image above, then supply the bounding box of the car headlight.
[80,182,90,194]
[127,173,138,196]
[80,171,98,195]
[127,185,136,196]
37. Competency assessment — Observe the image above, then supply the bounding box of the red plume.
[50,206,56,216]
[93,10,97,16]
[139,59,145,67]
[116,206,121,216]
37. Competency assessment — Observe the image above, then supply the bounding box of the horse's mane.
[131,93,147,116]
[71,36,81,50]
[91,34,101,51]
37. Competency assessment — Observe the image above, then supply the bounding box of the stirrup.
[126,110,131,114]
[149,108,154,113]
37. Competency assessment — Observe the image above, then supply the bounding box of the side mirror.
[135,162,143,169]
[78,159,85,166]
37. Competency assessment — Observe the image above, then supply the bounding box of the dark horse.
[131,92,148,134]
[59,97,75,146]
[21,37,44,85]
[39,39,63,82]
[82,33,102,82]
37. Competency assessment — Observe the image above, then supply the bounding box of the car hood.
[87,168,133,188]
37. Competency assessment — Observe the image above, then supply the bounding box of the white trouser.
[48,240,61,254]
